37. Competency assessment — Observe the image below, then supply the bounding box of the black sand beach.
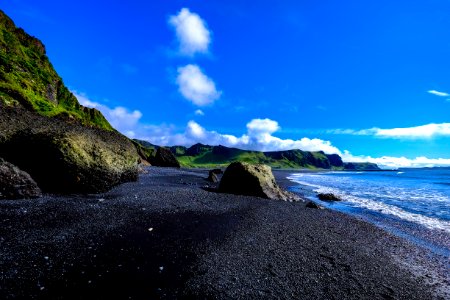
[0,167,448,299]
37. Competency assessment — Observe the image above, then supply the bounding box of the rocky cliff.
[0,10,139,194]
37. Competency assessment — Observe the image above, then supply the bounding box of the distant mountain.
[343,162,381,171]
[165,143,346,169]
[133,140,381,170]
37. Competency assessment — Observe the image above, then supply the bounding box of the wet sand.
[0,167,448,299]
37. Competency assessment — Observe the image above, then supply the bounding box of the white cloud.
[73,91,142,136]
[247,118,280,135]
[169,8,211,56]
[428,90,449,97]
[147,118,342,155]
[194,109,205,116]
[328,123,450,139]
[342,151,450,169]
[375,123,450,138]
[176,64,221,106]
[146,119,450,168]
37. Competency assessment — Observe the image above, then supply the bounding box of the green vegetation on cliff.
[163,143,346,169]
[0,10,112,130]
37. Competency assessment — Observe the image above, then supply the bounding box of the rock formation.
[151,147,181,168]
[0,157,41,199]
[317,193,341,201]
[218,162,299,201]
[207,169,222,183]
[0,10,139,194]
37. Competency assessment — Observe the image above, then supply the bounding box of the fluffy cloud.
[169,8,211,56]
[176,64,221,106]
[428,90,449,97]
[194,109,205,116]
[146,118,342,155]
[342,151,450,169]
[147,119,450,168]
[73,91,142,137]
[375,123,450,138]
[247,118,280,135]
[328,123,450,139]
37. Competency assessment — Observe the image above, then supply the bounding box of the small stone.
[306,201,322,209]
[317,193,341,201]
[159,266,164,272]
[148,227,153,232]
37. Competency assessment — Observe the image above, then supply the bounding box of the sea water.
[287,168,450,256]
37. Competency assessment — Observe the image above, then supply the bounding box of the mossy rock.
[0,107,139,194]
[218,162,299,201]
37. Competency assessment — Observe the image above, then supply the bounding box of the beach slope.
[0,168,447,299]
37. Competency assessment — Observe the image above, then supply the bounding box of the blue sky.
[3,0,450,167]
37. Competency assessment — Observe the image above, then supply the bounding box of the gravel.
[0,167,448,299]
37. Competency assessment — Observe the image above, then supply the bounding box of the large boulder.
[0,157,41,199]
[151,147,181,168]
[0,107,139,194]
[218,162,299,201]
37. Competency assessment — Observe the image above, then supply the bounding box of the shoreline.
[280,170,450,257]
[1,167,448,299]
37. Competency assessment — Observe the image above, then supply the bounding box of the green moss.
[0,10,112,131]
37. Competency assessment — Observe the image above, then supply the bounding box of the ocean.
[287,168,450,256]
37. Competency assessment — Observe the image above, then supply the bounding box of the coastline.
[281,170,450,256]
[1,167,448,299]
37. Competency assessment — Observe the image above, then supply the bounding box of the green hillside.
[0,10,112,130]
[167,143,346,169]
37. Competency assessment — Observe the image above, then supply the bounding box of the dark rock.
[306,201,322,209]
[207,171,219,183]
[325,154,344,168]
[0,157,41,199]
[151,147,181,168]
[317,193,341,201]
[0,107,139,194]
[210,168,223,175]
[218,162,299,201]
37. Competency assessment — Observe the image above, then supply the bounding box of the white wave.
[287,175,450,233]
[314,186,450,233]
[397,172,405,174]
[286,177,322,189]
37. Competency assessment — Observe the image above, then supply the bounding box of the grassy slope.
[174,144,343,169]
[0,10,112,130]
